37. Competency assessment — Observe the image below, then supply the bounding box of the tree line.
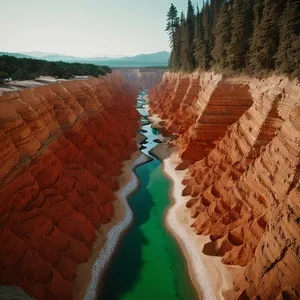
[0,55,112,83]
[166,0,300,77]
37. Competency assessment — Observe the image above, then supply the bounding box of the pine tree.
[166,4,180,49]
[207,4,214,60]
[180,12,194,71]
[211,0,231,69]
[199,1,212,69]
[275,0,300,77]
[169,25,182,70]
[169,49,176,69]
[209,0,222,66]
[186,0,196,69]
[193,6,201,66]
[226,0,253,70]
[247,0,264,71]
[211,0,222,24]
[194,5,209,69]
[248,0,286,72]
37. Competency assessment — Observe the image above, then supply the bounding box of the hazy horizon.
[0,0,199,57]
[1,50,170,59]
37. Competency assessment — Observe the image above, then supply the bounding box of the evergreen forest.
[0,55,112,83]
[166,0,300,77]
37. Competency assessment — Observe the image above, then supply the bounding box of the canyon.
[1,67,299,300]
[0,73,139,299]
[116,68,165,90]
[149,71,300,299]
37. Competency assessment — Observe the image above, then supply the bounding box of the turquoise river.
[99,91,197,300]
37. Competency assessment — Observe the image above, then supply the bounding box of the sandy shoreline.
[162,153,241,300]
[74,150,151,300]
[148,113,163,129]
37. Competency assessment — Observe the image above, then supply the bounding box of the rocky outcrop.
[0,73,139,299]
[149,71,300,299]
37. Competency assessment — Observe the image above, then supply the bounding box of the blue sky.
[0,0,200,57]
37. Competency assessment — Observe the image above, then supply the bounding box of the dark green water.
[99,92,197,300]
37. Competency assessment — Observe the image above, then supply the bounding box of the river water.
[99,91,197,300]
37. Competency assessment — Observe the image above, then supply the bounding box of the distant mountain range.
[22,51,63,57]
[0,52,32,59]
[0,51,170,67]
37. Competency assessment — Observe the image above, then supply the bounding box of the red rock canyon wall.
[0,73,139,299]
[149,72,300,299]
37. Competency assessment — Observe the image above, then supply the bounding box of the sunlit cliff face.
[0,73,139,299]
[149,72,300,299]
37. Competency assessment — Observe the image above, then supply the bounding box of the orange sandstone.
[149,72,300,299]
[0,73,138,299]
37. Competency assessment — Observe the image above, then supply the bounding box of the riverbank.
[74,149,151,300]
[149,142,174,161]
[148,113,163,129]
[162,153,241,300]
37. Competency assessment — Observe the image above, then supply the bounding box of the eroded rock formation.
[0,73,139,299]
[149,71,300,299]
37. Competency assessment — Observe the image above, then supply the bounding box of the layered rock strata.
[149,72,300,299]
[0,73,139,299]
